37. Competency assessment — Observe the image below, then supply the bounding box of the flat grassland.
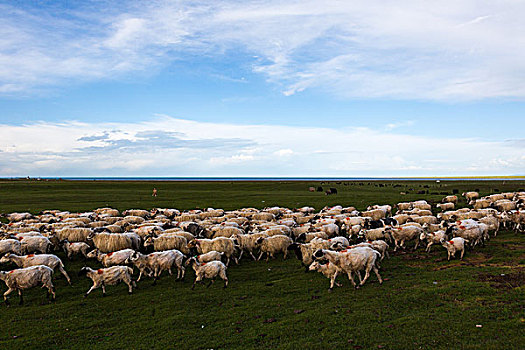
[0,180,524,349]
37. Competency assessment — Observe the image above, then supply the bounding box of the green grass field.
[0,180,524,349]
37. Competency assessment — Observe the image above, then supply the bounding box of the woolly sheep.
[313,248,382,288]
[54,227,92,243]
[61,240,91,260]
[0,239,22,256]
[0,253,71,285]
[309,261,342,290]
[19,236,52,254]
[187,237,237,265]
[440,237,468,260]
[390,225,423,251]
[144,234,189,254]
[419,230,447,252]
[186,258,228,289]
[87,248,135,267]
[255,235,293,262]
[232,233,268,261]
[87,232,137,253]
[78,266,135,297]
[127,250,185,282]
[0,265,55,305]
[194,251,224,264]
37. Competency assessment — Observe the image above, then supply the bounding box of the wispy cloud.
[1,1,525,100]
[0,116,522,176]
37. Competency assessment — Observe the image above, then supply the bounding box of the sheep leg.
[283,250,288,260]
[346,271,357,288]
[84,283,99,297]
[18,290,23,305]
[249,251,257,261]
[207,279,215,288]
[238,250,244,261]
[460,249,464,260]
[101,283,106,297]
[257,252,264,261]
[59,265,72,285]
[393,239,399,251]
[329,270,339,291]
[360,266,372,286]
[373,265,383,284]
[126,278,133,294]
[220,270,228,288]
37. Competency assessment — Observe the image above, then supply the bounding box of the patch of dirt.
[478,268,525,289]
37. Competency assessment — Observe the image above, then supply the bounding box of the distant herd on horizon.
[0,190,524,305]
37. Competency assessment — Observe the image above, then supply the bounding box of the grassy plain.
[0,179,523,349]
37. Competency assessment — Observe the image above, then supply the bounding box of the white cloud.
[0,116,523,177]
[1,1,525,100]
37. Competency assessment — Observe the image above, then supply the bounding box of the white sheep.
[436,203,455,211]
[440,237,468,260]
[194,251,224,264]
[0,265,55,305]
[390,225,423,251]
[54,227,92,243]
[0,239,22,256]
[463,191,479,201]
[186,258,228,289]
[87,248,135,267]
[61,240,91,260]
[255,235,293,262]
[78,266,135,297]
[19,236,52,254]
[144,234,189,254]
[187,238,237,265]
[313,247,382,288]
[419,230,447,252]
[232,232,268,261]
[308,261,342,290]
[0,253,71,285]
[87,232,138,253]
[127,250,185,283]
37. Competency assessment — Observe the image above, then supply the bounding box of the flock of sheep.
[0,190,524,305]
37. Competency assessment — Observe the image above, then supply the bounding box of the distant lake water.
[16,177,525,181]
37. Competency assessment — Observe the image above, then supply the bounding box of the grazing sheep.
[87,232,136,253]
[187,238,237,265]
[232,233,268,261]
[359,227,392,242]
[122,209,150,218]
[437,203,455,211]
[19,236,52,254]
[313,248,382,288]
[442,195,458,204]
[255,235,293,262]
[0,253,71,285]
[361,209,386,221]
[296,231,329,243]
[440,237,468,260]
[186,258,228,289]
[144,234,190,254]
[61,240,91,260]
[0,239,22,256]
[87,249,135,267]
[127,250,185,283]
[309,261,342,290]
[0,265,55,305]
[288,243,316,269]
[448,224,484,247]
[194,251,224,264]
[390,225,423,251]
[54,227,92,243]
[329,236,350,251]
[419,230,447,252]
[78,266,135,297]
[367,240,390,260]
[463,191,479,201]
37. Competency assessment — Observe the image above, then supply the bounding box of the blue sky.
[0,0,524,176]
